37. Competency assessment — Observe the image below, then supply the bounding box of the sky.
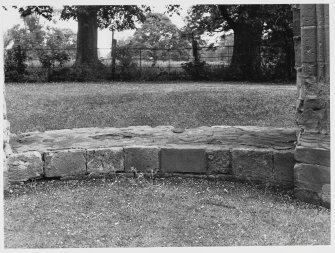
[1,4,193,50]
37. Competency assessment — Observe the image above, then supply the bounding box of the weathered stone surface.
[7,151,43,182]
[297,108,326,132]
[3,120,10,144]
[9,126,297,154]
[301,27,317,63]
[273,150,295,188]
[300,4,317,26]
[124,146,159,173]
[294,188,322,206]
[206,148,231,174]
[3,142,13,157]
[321,184,330,207]
[303,97,327,110]
[295,146,330,166]
[3,152,8,190]
[87,147,124,173]
[44,150,86,177]
[161,147,206,173]
[298,132,330,149]
[231,149,273,182]
[294,163,330,193]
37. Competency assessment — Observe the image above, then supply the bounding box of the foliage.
[60,5,150,31]
[185,5,294,81]
[47,65,110,82]
[115,43,138,80]
[181,60,208,80]
[4,45,27,82]
[131,13,191,64]
[15,5,183,67]
[38,51,70,68]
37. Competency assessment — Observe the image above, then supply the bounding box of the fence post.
[139,48,142,78]
[192,39,198,62]
[168,49,171,79]
[111,39,117,80]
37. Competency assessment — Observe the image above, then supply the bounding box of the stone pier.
[293,4,330,207]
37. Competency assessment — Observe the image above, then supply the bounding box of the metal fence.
[5,43,293,81]
[21,45,233,69]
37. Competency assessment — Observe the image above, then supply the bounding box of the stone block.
[302,64,317,78]
[124,146,160,173]
[4,142,13,157]
[44,149,86,177]
[3,120,10,144]
[3,152,8,190]
[294,163,330,193]
[321,184,330,207]
[231,149,273,182]
[161,147,206,173]
[206,148,231,174]
[297,108,325,132]
[301,27,317,63]
[300,4,317,26]
[295,146,330,166]
[87,147,124,173]
[7,151,43,182]
[273,150,295,188]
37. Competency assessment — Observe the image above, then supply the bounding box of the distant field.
[5,82,297,134]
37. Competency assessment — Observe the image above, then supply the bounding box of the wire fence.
[21,45,234,69]
[5,43,294,81]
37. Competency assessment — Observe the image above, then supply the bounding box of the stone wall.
[7,126,297,188]
[293,4,330,208]
[3,85,10,191]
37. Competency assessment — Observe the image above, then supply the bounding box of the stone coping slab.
[10,125,297,154]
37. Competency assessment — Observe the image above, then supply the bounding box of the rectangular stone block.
[294,162,330,193]
[294,163,330,207]
[300,4,317,26]
[161,147,206,173]
[3,120,10,144]
[321,184,330,207]
[7,151,43,182]
[124,146,160,173]
[301,27,317,63]
[206,148,231,174]
[273,150,295,188]
[232,148,273,182]
[44,149,86,177]
[3,151,9,190]
[295,146,330,167]
[87,147,124,173]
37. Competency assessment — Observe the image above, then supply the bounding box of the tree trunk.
[229,23,263,81]
[74,9,99,67]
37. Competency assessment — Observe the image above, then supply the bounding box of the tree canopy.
[15,5,152,67]
[185,4,294,80]
[130,13,190,63]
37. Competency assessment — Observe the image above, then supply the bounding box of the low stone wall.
[7,126,297,189]
[7,145,296,188]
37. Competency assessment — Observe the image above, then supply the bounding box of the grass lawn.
[5,81,297,134]
[6,81,327,248]
[4,177,331,248]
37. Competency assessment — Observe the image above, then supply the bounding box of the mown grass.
[5,82,296,134]
[4,177,330,248]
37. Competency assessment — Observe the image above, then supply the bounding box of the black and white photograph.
[1,0,332,249]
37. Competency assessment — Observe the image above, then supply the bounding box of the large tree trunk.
[229,23,263,81]
[74,9,99,67]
